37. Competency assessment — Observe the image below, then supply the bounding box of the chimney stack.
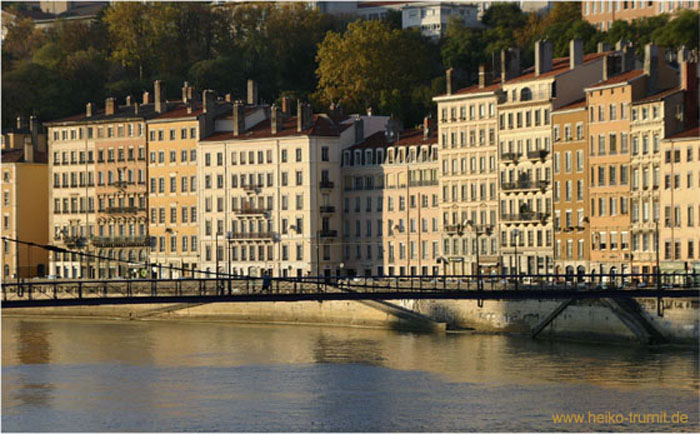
[597,42,611,53]
[247,79,258,105]
[202,90,215,114]
[281,97,291,116]
[142,91,150,105]
[154,80,165,113]
[105,97,116,116]
[644,43,659,94]
[125,95,132,107]
[501,48,521,82]
[446,67,455,95]
[385,117,400,143]
[271,104,282,135]
[23,139,34,163]
[296,100,304,132]
[478,64,490,89]
[16,116,24,130]
[602,55,610,82]
[182,81,190,103]
[354,118,364,143]
[423,115,433,140]
[225,93,232,103]
[134,102,140,115]
[233,101,245,136]
[570,39,583,69]
[29,115,39,150]
[679,48,698,128]
[535,40,553,77]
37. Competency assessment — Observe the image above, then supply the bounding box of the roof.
[446,79,503,98]
[504,52,608,84]
[1,148,48,164]
[553,98,586,112]
[357,1,406,8]
[633,86,681,104]
[214,105,264,121]
[11,2,107,22]
[201,114,342,142]
[46,102,160,125]
[150,101,204,121]
[586,69,645,90]
[348,127,437,150]
[665,127,700,141]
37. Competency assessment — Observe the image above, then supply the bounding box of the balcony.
[502,180,548,192]
[320,180,334,189]
[527,149,549,160]
[64,235,86,248]
[242,184,263,193]
[409,179,438,187]
[234,207,270,215]
[500,152,521,163]
[113,180,129,189]
[319,230,338,238]
[229,232,274,240]
[320,205,336,213]
[501,212,550,223]
[445,224,461,234]
[91,236,150,247]
[105,206,141,214]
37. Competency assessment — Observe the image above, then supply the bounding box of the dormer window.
[354,150,362,165]
[376,149,384,164]
[365,149,373,165]
[520,87,532,101]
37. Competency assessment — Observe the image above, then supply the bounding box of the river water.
[2,317,698,432]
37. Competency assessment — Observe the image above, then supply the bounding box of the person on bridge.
[262,273,271,292]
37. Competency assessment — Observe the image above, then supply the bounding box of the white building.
[401,2,480,38]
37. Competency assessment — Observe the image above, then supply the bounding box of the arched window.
[520,87,532,101]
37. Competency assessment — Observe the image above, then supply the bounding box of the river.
[2,317,698,432]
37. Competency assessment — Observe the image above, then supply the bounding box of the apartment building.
[147,83,222,278]
[552,99,589,277]
[660,127,700,277]
[581,0,699,31]
[1,117,49,279]
[401,2,479,38]
[342,122,441,277]
[498,40,606,277]
[197,98,367,278]
[433,67,501,276]
[46,96,156,278]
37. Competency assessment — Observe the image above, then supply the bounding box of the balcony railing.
[234,207,270,215]
[502,180,549,192]
[445,224,461,234]
[527,149,549,160]
[229,232,273,240]
[320,180,334,189]
[408,180,438,187]
[242,184,263,192]
[319,230,338,238]
[320,205,336,213]
[500,152,521,162]
[91,236,150,247]
[501,212,550,222]
[105,206,141,214]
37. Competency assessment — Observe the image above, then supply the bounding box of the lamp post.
[165,228,177,279]
[466,220,492,291]
[655,219,660,291]
[513,229,520,285]
[215,232,220,284]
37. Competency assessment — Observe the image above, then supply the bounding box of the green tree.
[441,17,486,72]
[652,9,699,50]
[103,2,155,79]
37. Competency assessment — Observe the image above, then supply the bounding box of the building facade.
[581,0,699,31]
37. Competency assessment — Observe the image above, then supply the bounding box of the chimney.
[366,107,373,116]
[644,43,659,94]
[281,97,291,116]
[296,100,304,132]
[23,140,34,163]
[354,118,364,143]
[679,48,698,128]
[423,115,432,139]
[133,102,140,115]
[602,55,610,82]
[597,42,611,53]
[570,39,583,69]
[622,44,636,72]
[304,103,313,130]
[142,91,150,105]
[535,40,553,77]
[271,104,282,135]
[186,103,193,115]
[233,101,245,136]
[29,116,39,149]
[182,81,190,103]
[501,48,521,82]
[225,93,232,103]
[105,97,116,116]
[385,117,400,143]
[154,80,165,113]
[247,79,258,105]
[16,116,24,130]
[478,64,490,89]
[202,90,215,114]
[446,67,455,95]
[125,95,131,107]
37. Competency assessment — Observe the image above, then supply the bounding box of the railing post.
[28,281,32,300]
[103,281,108,297]
[78,281,82,299]
[54,282,58,299]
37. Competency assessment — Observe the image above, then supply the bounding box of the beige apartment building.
[1,117,49,279]
[147,83,221,278]
[498,40,606,277]
[433,67,502,276]
[660,127,700,277]
[552,100,590,277]
[197,98,369,278]
[342,123,441,277]
[581,0,699,31]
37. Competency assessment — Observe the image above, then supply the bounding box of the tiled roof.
[505,52,608,84]
[46,103,159,125]
[357,1,406,8]
[553,98,586,112]
[348,127,437,150]
[586,69,645,89]
[448,79,503,97]
[201,114,341,142]
[1,148,48,164]
[633,86,681,104]
[150,101,204,120]
[665,126,699,140]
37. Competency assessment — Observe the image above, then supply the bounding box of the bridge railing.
[2,272,698,303]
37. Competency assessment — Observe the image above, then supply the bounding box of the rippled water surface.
[2,317,698,432]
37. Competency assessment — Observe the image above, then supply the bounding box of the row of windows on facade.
[553,179,587,202]
[53,169,146,188]
[663,239,699,261]
[498,108,551,130]
[201,218,301,237]
[499,229,554,249]
[443,182,499,202]
[150,149,197,165]
[149,127,197,142]
[51,222,146,239]
[553,150,586,173]
[589,163,699,191]
[344,170,439,191]
[343,194,441,213]
[442,129,496,148]
[152,235,198,253]
[553,123,585,142]
[343,145,439,166]
[499,136,552,156]
[554,238,588,260]
[554,208,587,230]
[584,0,690,16]
[52,124,143,142]
[343,217,441,238]
[52,249,147,263]
[203,147,329,167]
[204,244,304,262]
[443,155,498,175]
[441,103,496,123]
[499,198,553,217]
[589,131,661,156]
[53,147,146,165]
[444,209,500,228]
[150,207,197,224]
[53,196,148,214]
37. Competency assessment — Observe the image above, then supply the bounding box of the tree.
[103,2,155,79]
[315,20,432,122]
[652,10,699,50]
[441,17,487,73]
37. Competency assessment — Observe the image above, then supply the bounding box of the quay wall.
[3,297,697,344]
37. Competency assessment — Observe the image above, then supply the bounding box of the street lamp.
[512,229,520,283]
[466,220,492,291]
